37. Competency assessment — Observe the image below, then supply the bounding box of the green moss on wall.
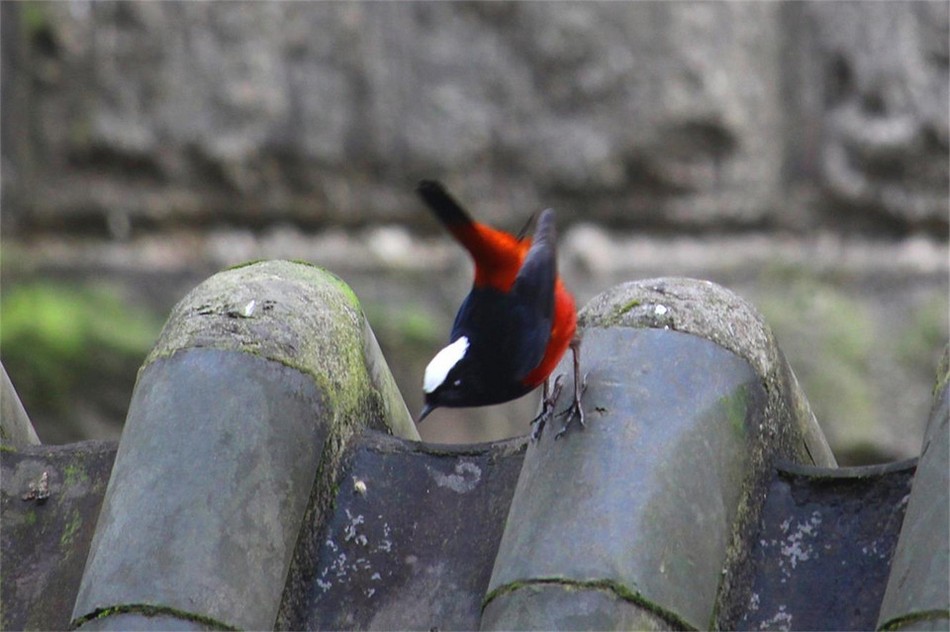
[0,282,163,414]
[757,272,876,456]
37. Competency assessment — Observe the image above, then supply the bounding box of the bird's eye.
[453,379,462,387]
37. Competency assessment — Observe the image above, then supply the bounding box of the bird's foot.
[554,373,588,440]
[530,374,565,442]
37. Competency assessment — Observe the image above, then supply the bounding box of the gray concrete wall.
[3,2,946,234]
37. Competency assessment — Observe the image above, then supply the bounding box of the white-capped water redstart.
[416,180,584,438]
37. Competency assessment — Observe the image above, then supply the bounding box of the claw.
[531,374,565,441]
[554,339,586,440]
[554,379,587,439]
[530,417,545,442]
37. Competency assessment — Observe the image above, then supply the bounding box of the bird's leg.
[555,338,586,440]
[531,374,564,441]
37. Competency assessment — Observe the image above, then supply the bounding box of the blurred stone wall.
[3,1,947,235]
[1,1,947,462]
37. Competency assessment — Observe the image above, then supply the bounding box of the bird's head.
[418,336,472,422]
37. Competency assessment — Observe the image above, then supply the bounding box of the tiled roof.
[2,261,947,630]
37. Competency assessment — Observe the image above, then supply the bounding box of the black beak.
[416,403,436,423]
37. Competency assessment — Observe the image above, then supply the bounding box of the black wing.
[508,208,557,380]
[443,208,558,400]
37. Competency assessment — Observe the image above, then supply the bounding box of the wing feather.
[508,208,557,379]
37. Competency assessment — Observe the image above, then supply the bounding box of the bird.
[415,180,584,439]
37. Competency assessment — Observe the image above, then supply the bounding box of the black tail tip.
[416,179,472,225]
[416,179,446,197]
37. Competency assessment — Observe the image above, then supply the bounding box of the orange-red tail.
[417,180,530,291]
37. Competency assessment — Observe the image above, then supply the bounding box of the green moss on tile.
[59,508,82,550]
[615,298,643,319]
[143,260,416,442]
[224,259,267,271]
[483,577,695,631]
[720,385,751,439]
[63,462,87,487]
[73,603,238,631]
[878,609,950,631]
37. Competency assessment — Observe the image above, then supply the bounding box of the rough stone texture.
[72,352,327,631]
[787,2,949,231]
[2,2,946,235]
[144,260,417,441]
[75,613,216,631]
[877,371,950,631]
[285,431,526,631]
[578,278,837,470]
[1,362,40,446]
[734,460,917,631]
[567,277,843,629]
[71,261,419,630]
[485,328,764,630]
[0,440,117,632]
[480,584,674,631]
